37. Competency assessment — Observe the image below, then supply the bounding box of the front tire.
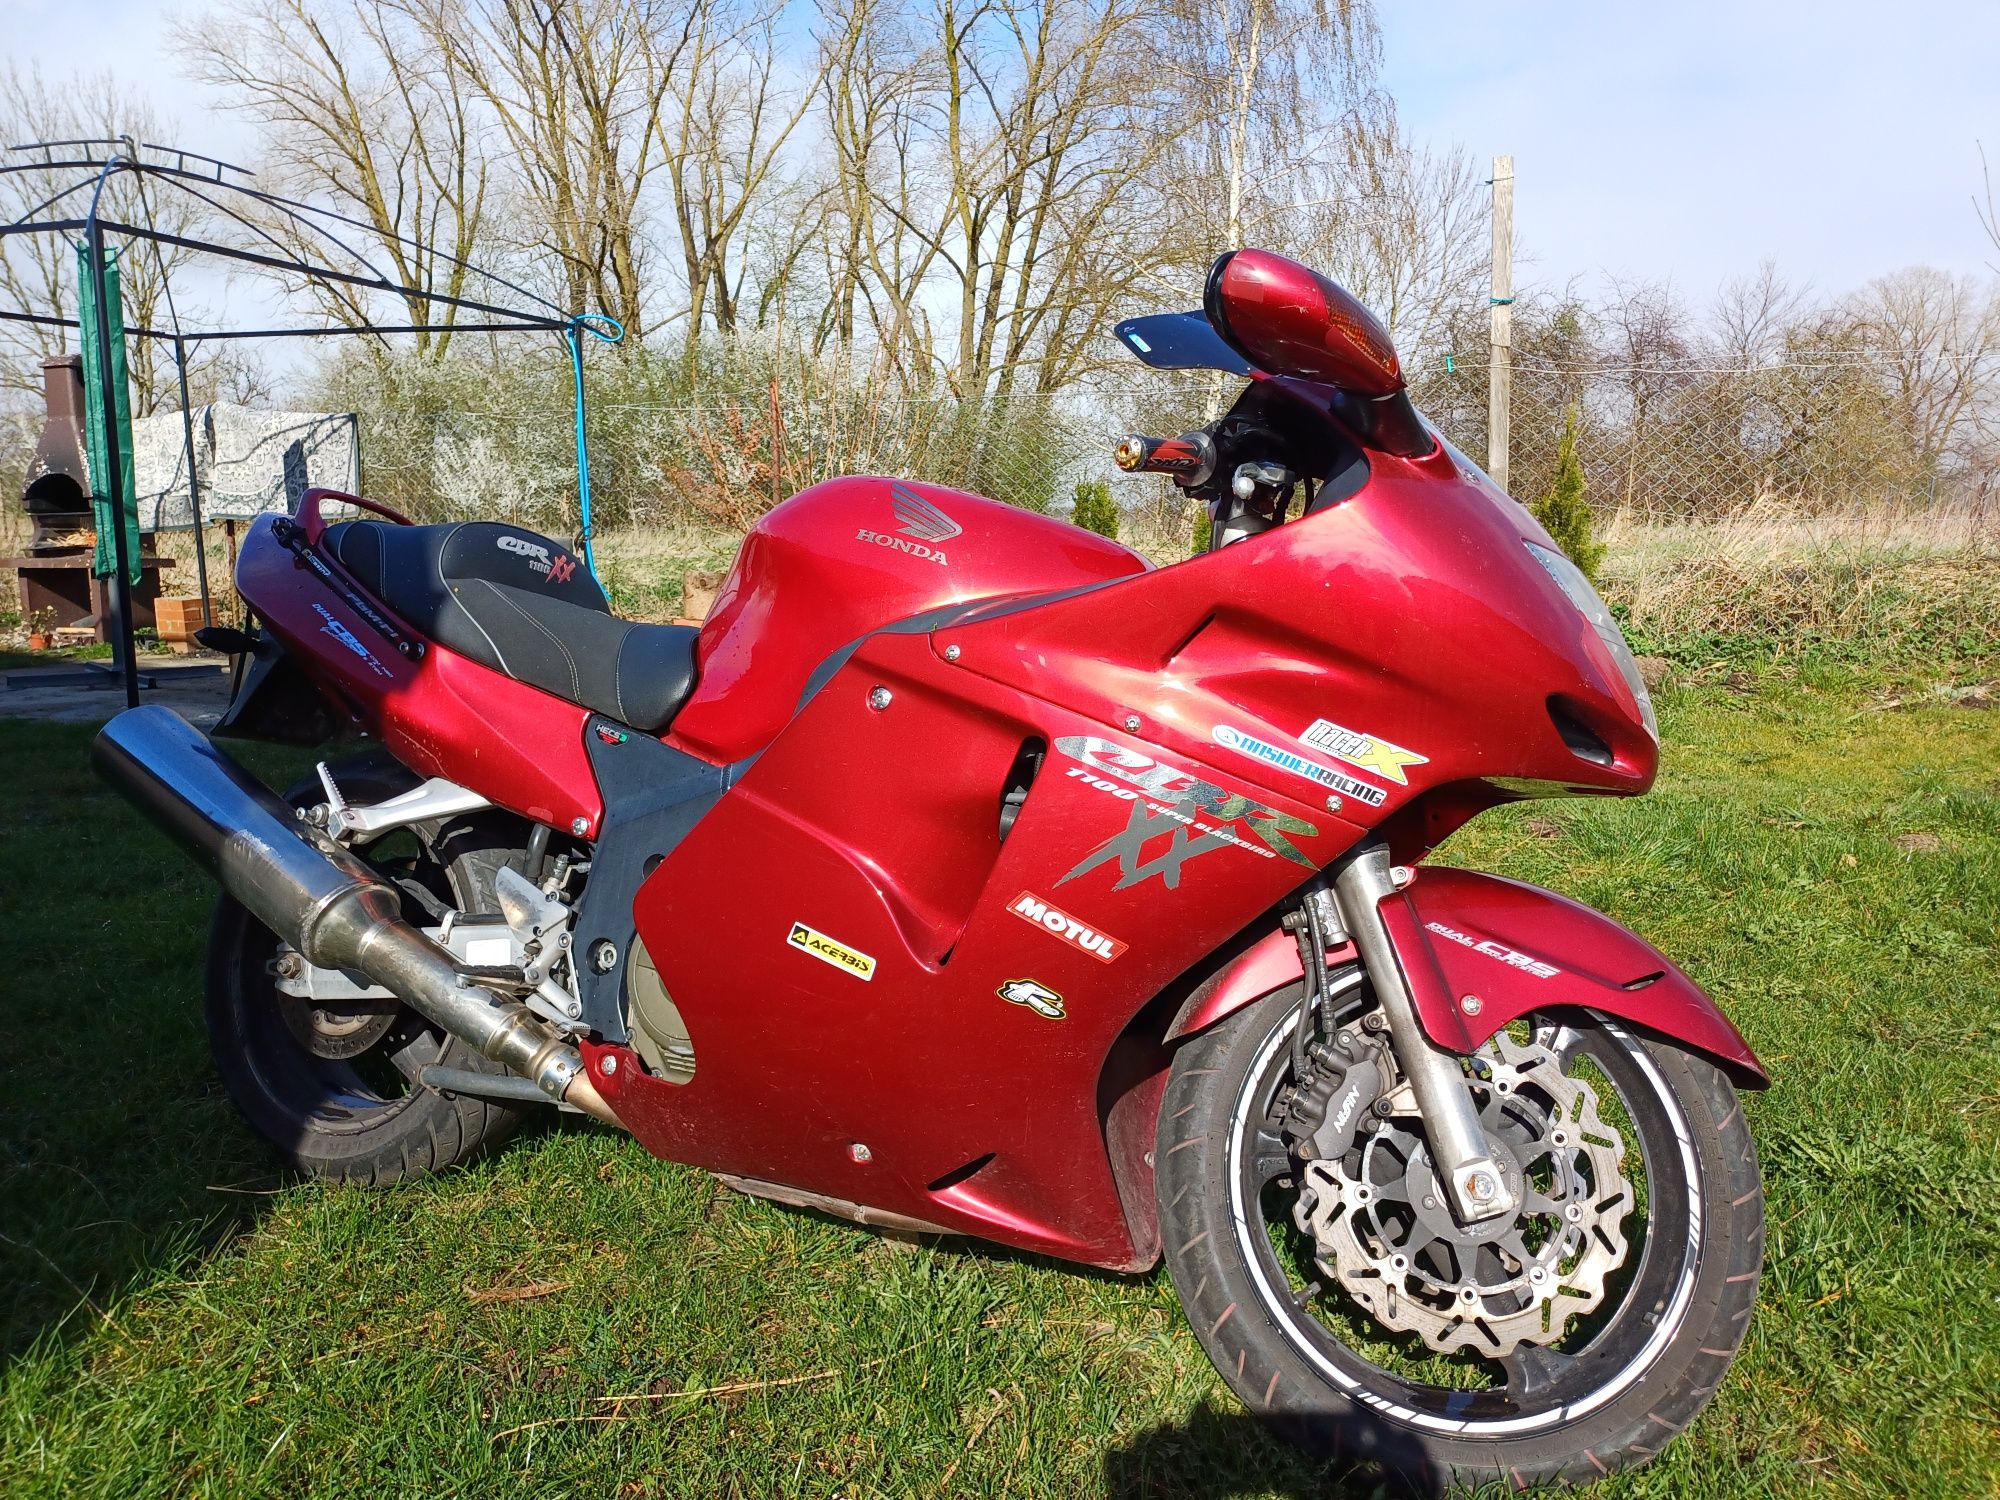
[1155,982,1762,1492]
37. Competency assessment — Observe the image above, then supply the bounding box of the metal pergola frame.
[1,137,621,707]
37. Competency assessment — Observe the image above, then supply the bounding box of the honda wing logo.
[891,483,962,542]
[857,482,962,565]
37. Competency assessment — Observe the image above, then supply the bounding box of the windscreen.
[1112,312,1252,376]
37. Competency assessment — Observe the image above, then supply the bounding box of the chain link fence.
[1415,357,1999,528]
[328,355,1995,545]
[4,352,1991,575]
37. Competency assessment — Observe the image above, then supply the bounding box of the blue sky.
[1377,0,2000,302]
[7,0,1997,308]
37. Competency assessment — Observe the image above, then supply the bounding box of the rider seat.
[322,519,699,733]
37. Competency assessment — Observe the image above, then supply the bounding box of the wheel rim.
[1225,988,1704,1437]
[225,823,461,1135]
[241,942,445,1131]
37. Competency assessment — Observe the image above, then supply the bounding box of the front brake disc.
[1292,1028,1634,1356]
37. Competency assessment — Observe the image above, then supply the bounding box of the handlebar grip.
[1114,431,1215,482]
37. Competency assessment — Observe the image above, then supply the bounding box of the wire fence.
[1414,357,1999,529]
[4,355,1993,561]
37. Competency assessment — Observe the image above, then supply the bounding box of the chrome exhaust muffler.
[92,705,617,1126]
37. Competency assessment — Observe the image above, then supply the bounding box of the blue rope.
[566,312,624,583]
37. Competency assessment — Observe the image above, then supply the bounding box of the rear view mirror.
[1204,249,1405,396]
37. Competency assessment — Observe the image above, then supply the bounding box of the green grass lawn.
[1,663,1995,1498]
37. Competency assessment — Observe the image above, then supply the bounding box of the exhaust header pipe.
[93,706,616,1125]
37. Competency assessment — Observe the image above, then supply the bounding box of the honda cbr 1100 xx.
[96,247,1764,1492]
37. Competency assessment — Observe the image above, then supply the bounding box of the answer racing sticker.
[1213,725,1388,808]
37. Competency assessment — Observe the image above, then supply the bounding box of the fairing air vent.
[1547,698,1614,767]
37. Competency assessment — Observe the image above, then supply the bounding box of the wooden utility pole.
[1488,154,1514,492]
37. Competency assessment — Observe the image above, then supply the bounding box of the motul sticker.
[1300,719,1429,786]
[786,921,876,981]
[1007,891,1126,963]
[997,978,1065,1020]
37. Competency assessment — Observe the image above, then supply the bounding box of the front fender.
[1170,868,1767,1088]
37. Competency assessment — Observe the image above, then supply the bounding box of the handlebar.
[1114,430,1216,485]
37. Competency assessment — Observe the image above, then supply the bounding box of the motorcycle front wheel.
[1155,979,1762,1493]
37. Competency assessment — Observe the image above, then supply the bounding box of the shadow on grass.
[0,720,316,1365]
[1103,1397,1433,1499]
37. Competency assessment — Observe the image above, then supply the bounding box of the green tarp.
[77,243,140,586]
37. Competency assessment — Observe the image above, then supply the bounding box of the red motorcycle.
[96,248,1764,1491]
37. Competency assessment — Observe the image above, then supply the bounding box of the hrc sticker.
[1299,719,1429,786]
[786,921,876,981]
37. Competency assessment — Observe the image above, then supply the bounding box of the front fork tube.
[1331,846,1519,1225]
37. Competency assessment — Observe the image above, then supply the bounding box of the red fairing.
[670,476,1149,764]
[942,441,1658,822]
[232,515,603,833]
[616,632,1347,1267]
[1208,248,1404,394]
[1170,872,1764,1088]
[1382,869,1766,1084]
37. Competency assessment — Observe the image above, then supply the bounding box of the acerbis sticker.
[1213,725,1387,808]
[997,978,1065,1020]
[786,921,876,981]
[1007,891,1126,963]
[1299,719,1428,786]
[1424,920,1560,979]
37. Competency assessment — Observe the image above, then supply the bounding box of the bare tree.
[177,0,492,358]
[1711,260,1809,368]
[1161,0,1381,258]
[657,0,852,345]
[1849,265,2000,476]
[1289,108,1485,367]
[0,66,217,412]
[1978,142,1999,275]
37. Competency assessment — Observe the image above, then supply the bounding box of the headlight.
[1524,543,1657,741]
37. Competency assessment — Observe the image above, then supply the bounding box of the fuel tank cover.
[669,476,1149,763]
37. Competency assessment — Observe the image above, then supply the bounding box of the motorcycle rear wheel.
[203,757,531,1186]
[1155,981,1762,1493]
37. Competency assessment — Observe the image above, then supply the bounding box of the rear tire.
[204,758,532,1186]
[1155,983,1763,1492]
